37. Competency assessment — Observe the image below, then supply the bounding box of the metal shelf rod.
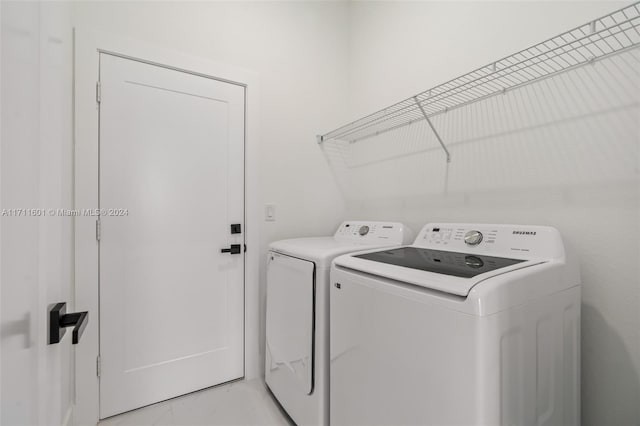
[342,43,638,144]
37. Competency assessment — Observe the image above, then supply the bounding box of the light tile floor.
[99,379,292,426]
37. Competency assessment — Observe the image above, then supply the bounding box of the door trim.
[74,28,262,426]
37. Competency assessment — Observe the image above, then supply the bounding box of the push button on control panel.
[425,227,453,245]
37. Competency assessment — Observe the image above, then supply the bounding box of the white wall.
[71,0,349,382]
[338,2,639,425]
[1,1,75,424]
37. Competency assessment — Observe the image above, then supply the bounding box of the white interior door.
[98,53,245,418]
[1,2,74,424]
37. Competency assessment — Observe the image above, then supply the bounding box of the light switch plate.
[265,204,276,222]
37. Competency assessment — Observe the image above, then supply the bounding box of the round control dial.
[358,225,370,236]
[464,230,483,246]
[464,255,484,269]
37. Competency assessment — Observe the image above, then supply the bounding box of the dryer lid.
[269,238,400,268]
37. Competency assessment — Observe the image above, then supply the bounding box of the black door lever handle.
[221,244,242,254]
[49,302,88,345]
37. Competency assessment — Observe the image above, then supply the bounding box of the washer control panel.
[335,221,409,245]
[415,223,564,260]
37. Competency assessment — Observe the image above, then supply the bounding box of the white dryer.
[330,223,581,426]
[265,221,411,426]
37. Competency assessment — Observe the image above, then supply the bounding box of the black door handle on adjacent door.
[221,244,242,254]
[49,302,88,344]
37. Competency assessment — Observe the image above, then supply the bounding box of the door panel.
[99,54,245,418]
[265,252,315,394]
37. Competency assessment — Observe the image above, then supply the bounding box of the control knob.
[464,230,483,246]
[359,225,370,236]
[464,255,484,269]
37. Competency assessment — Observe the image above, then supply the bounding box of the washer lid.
[354,247,526,278]
[334,246,546,297]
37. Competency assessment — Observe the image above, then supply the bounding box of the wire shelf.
[319,2,640,145]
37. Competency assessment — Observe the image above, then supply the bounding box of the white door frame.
[73,28,261,425]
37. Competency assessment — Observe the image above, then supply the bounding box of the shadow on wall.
[582,304,640,425]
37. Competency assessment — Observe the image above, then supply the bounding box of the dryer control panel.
[334,221,410,245]
[415,223,564,260]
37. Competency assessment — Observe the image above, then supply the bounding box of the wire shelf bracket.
[317,2,640,158]
[413,96,451,163]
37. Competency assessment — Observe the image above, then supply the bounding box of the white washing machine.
[265,221,412,426]
[330,223,581,426]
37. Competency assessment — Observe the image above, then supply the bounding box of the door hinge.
[96,355,101,377]
[96,219,101,241]
[96,81,101,104]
